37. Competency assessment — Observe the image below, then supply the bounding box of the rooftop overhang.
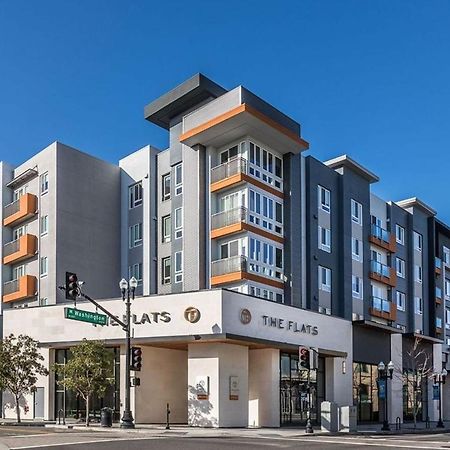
[396,197,436,216]
[6,168,38,189]
[324,154,379,184]
[179,103,309,155]
[353,320,402,334]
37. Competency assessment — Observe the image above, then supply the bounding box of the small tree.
[0,334,48,423]
[53,339,114,426]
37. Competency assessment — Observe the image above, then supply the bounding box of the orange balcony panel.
[436,267,442,276]
[369,303,397,322]
[210,272,284,290]
[2,275,37,303]
[368,234,397,253]
[3,234,37,265]
[436,297,442,305]
[436,327,443,335]
[369,267,397,288]
[3,194,37,227]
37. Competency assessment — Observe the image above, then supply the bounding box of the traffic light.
[65,272,79,301]
[299,346,310,370]
[130,347,142,371]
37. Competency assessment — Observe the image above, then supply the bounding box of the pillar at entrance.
[248,348,280,427]
[428,343,443,423]
[389,333,403,424]
[325,355,352,407]
[188,343,248,427]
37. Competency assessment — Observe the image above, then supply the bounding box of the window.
[129,223,143,248]
[352,275,363,299]
[414,296,423,315]
[41,215,48,236]
[396,257,406,278]
[129,263,143,285]
[174,163,183,195]
[446,309,450,325]
[40,256,48,277]
[162,257,171,284]
[437,317,443,328]
[396,225,405,245]
[445,279,450,298]
[415,265,422,283]
[396,291,406,311]
[162,215,171,243]
[174,207,183,239]
[248,141,283,189]
[318,226,331,252]
[162,173,171,201]
[351,199,362,225]
[220,145,239,164]
[40,172,49,195]
[319,266,331,292]
[174,251,183,283]
[414,231,423,251]
[13,265,26,280]
[444,246,450,265]
[352,238,362,261]
[13,224,27,240]
[318,186,330,213]
[13,185,27,201]
[129,182,143,208]
[221,240,240,259]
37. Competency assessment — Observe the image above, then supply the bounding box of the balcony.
[210,255,284,289]
[3,194,37,227]
[2,275,37,303]
[3,234,37,265]
[369,224,396,253]
[369,260,396,287]
[436,257,442,276]
[369,296,397,322]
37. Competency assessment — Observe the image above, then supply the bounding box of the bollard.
[166,403,171,430]
[395,416,401,430]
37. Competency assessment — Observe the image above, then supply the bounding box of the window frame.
[319,265,331,292]
[129,263,143,285]
[162,215,171,243]
[162,173,171,202]
[174,163,183,196]
[318,226,331,253]
[40,256,48,278]
[129,182,143,209]
[174,251,183,283]
[174,207,183,239]
[396,257,406,278]
[414,231,423,251]
[129,223,143,248]
[162,257,171,285]
[351,199,362,225]
[351,237,362,261]
[396,291,406,311]
[396,224,405,245]
[40,172,49,195]
[415,264,423,283]
[414,296,423,315]
[318,185,331,213]
[41,215,49,236]
[352,275,363,299]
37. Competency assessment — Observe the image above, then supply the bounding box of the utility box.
[321,401,339,432]
[339,405,357,432]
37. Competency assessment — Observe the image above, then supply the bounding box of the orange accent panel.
[369,303,397,322]
[436,297,442,305]
[243,272,284,289]
[436,267,442,276]
[436,327,443,335]
[3,194,37,227]
[210,271,284,290]
[2,275,37,303]
[369,267,397,288]
[368,234,397,253]
[3,234,37,265]
[179,103,309,150]
[211,222,284,244]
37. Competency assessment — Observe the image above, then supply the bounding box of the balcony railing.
[436,257,442,270]
[3,193,38,227]
[4,200,20,219]
[371,224,390,243]
[3,279,20,296]
[211,157,247,185]
[3,239,20,258]
[3,234,38,265]
[372,296,391,313]
[211,207,248,230]
[370,260,390,278]
[2,275,37,303]
[211,255,247,277]
[436,287,443,300]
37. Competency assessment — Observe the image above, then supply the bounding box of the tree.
[0,334,48,423]
[53,339,114,426]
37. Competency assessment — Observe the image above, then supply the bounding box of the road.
[2,428,450,450]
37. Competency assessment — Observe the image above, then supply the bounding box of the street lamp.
[434,368,447,428]
[378,360,394,431]
[119,277,138,429]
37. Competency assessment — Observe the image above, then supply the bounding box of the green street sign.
[64,307,107,326]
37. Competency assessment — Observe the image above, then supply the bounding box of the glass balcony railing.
[211,207,248,230]
[436,318,443,328]
[210,157,247,184]
[211,255,247,277]
[436,257,442,270]
[372,296,391,313]
[370,224,390,243]
[436,287,443,299]
[370,260,390,278]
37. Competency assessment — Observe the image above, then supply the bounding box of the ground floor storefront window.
[353,362,379,423]
[280,353,325,426]
[54,347,120,422]
[403,369,428,422]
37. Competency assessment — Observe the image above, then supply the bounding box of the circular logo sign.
[184,307,201,323]
[240,308,252,325]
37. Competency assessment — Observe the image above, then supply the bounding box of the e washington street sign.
[64,307,108,326]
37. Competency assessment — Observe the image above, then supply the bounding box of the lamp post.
[434,368,447,428]
[378,360,394,431]
[119,277,138,429]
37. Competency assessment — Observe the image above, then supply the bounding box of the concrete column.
[325,355,352,407]
[389,333,403,424]
[427,343,443,422]
[248,348,280,427]
[188,343,248,427]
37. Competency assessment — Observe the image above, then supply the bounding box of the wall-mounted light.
[342,360,346,374]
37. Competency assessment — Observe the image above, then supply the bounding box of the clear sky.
[1,1,450,220]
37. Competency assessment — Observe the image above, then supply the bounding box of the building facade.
[1,73,450,427]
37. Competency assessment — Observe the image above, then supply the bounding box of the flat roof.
[323,154,379,183]
[395,197,436,216]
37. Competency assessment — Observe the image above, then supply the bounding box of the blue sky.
[1,1,450,220]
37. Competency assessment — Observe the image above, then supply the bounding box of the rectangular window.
[275,202,283,223]
[275,157,282,178]
[318,186,330,213]
[351,238,362,261]
[318,226,331,252]
[437,317,442,328]
[446,309,450,325]
[13,224,27,240]
[128,263,143,285]
[414,296,423,315]
[351,199,362,225]
[41,215,48,236]
[162,215,171,243]
[414,231,423,251]
[162,173,171,201]
[396,291,406,311]
[415,265,423,283]
[396,224,405,245]
[40,172,49,195]
[445,279,450,298]
[129,223,143,248]
[129,182,143,208]
[396,257,406,278]
[13,185,27,201]
[13,265,26,280]
[174,163,183,195]
[275,248,283,269]
[174,207,183,239]
[352,275,362,299]
[444,246,450,265]
[40,256,48,277]
[174,251,183,283]
[162,257,171,284]
[319,266,331,292]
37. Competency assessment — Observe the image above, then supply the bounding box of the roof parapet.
[395,197,436,216]
[323,154,379,184]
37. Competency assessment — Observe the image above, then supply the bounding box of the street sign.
[64,307,107,326]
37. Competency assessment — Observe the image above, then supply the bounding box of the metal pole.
[437,379,444,428]
[381,372,390,431]
[305,368,313,433]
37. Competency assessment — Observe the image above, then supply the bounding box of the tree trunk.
[15,395,21,424]
[86,395,90,427]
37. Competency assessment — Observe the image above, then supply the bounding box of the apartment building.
[1,74,450,428]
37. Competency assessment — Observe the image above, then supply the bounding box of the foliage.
[0,334,48,423]
[53,339,114,426]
